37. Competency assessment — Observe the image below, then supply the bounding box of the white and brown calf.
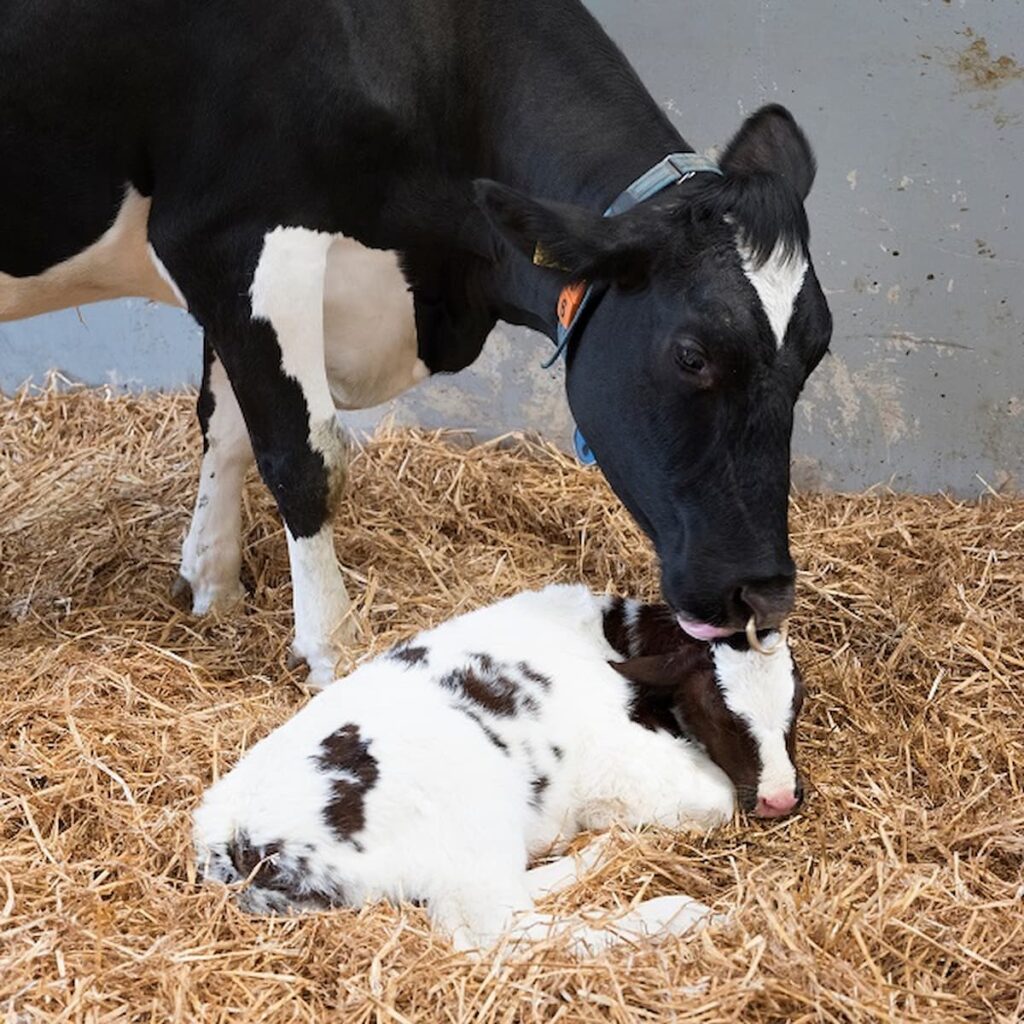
[194,584,805,953]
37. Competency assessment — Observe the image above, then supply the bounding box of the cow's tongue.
[676,617,735,641]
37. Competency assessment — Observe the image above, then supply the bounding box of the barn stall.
[3,0,1024,1013]
[1,383,1021,1024]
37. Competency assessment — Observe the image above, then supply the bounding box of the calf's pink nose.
[755,790,800,818]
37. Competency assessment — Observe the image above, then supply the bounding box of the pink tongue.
[676,616,735,641]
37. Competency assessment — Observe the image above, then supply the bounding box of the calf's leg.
[436,837,717,958]
[522,838,718,954]
[525,836,613,900]
[500,895,718,957]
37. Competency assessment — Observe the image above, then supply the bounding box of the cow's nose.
[755,790,800,818]
[737,576,795,630]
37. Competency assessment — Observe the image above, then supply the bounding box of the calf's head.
[611,632,806,818]
[479,105,833,640]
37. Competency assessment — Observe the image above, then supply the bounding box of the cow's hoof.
[170,574,194,609]
[192,581,246,616]
[287,641,344,689]
[171,574,246,616]
[304,664,338,689]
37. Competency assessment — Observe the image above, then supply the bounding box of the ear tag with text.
[557,281,587,329]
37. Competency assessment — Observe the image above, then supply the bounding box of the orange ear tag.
[557,281,587,329]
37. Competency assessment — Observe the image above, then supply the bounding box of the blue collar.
[540,152,722,463]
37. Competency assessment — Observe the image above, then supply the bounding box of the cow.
[0,0,833,685]
[194,584,805,953]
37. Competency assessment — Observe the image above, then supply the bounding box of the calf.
[194,584,805,953]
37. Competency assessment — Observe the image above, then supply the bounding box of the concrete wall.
[2,1,1021,494]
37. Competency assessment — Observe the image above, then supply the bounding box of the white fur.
[147,244,188,309]
[285,524,353,686]
[250,227,337,422]
[242,227,434,680]
[195,584,798,954]
[322,235,429,410]
[713,635,798,800]
[249,228,353,681]
[738,240,808,348]
[622,599,641,652]
[0,187,184,321]
[178,355,252,613]
[250,227,428,415]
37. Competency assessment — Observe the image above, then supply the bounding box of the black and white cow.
[1,0,833,684]
[194,584,805,953]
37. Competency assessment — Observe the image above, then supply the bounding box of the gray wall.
[2,1,1022,494]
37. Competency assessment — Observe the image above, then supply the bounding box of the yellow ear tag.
[532,242,569,271]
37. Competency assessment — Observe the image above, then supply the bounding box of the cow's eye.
[674,342,708,377]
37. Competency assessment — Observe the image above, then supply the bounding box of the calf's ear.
[474,179,655,285]
[609,655,673,688]
[720,104,816,200]
[608,649,707,691]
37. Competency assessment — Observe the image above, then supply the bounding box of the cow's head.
[477,105,832,640]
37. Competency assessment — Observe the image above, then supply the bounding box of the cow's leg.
[153,223,353,686]
[174,338,253,613]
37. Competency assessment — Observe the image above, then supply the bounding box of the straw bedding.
[1,383,1022,1024]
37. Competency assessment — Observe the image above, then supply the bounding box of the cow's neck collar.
[542,152,722,369]
[539,151,722,462]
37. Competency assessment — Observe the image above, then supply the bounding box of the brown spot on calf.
[316,724,380,849]
[517,661,552,690]
[602,598,694,660]
[389,643,429,666]
[439,652,546,719]
[602,596,631,656]
[440,664,517,717]
[464,709,509,753]
[226,834,340,910]
[530,775,549,808]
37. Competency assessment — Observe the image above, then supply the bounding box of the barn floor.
[1,385,1022,1024]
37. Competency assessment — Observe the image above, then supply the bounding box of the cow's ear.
[474,179,653,285]
[720,104,816,200]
